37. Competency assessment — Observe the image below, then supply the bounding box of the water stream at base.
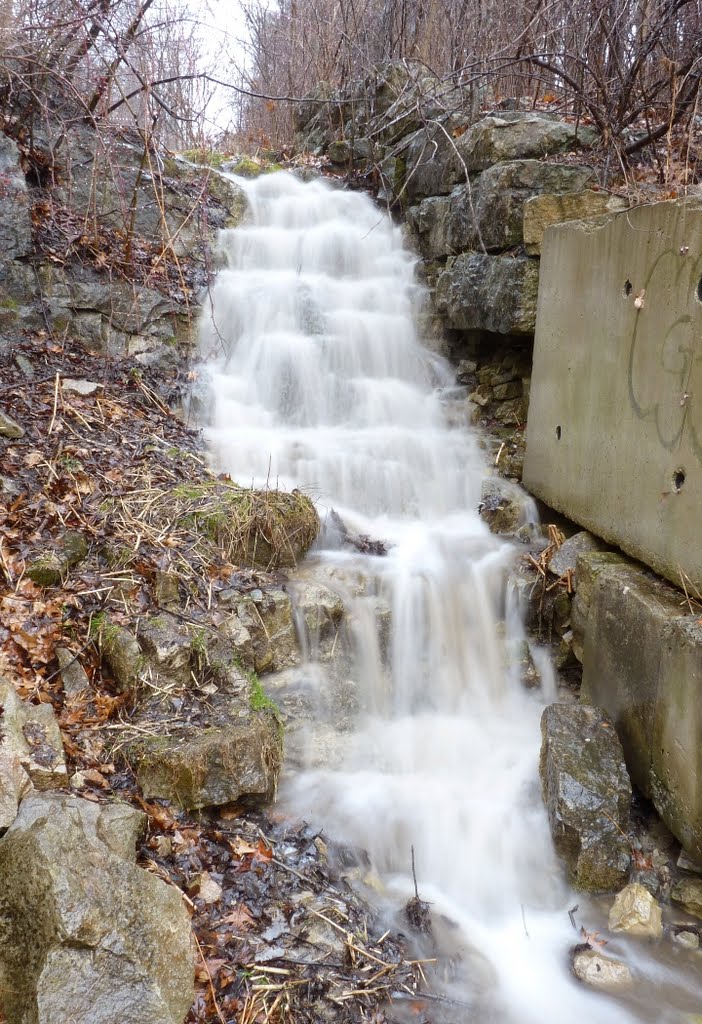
[200,172,702,1023]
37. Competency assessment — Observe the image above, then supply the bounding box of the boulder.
[571,948,633,991]
[539,703,632,891]
[524,189,628,254]
[671,877,702,919]
[435,253,539,335]
[608,883,663,938]
[457,114,597,173]
[0,792,194,1024]
[129,710,282,810]
[0,134,32,264]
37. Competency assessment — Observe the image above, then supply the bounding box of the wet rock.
[524,189,628,254]
[0,409,24,438]
[55,647,91,696]
[672,878,702,919]
[540,703,632,891]
[0,677,67,821]
[548,530,605,579]
[608,883,663,938]
[435,253,539,336]
[571,947,633,991]
[479,478,530,534]
[673,929,700,949]
[129,710,282,810]
[0,791,194,1024]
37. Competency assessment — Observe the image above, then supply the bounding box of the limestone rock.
[548,531,606,579]
[458,114,597,173]
[571,948,634,991]
[409,161,594,257]
[524,189,628,254]
[129,710,282,810]
[608,883,663,938]
[101,623,143,693]
[0,678,66,824]
[672,877,702,919]
[0,791,194,1024]
[0,135,32,264]
[55,647,91,697]
[218,588,299,673]
[540,703,632,891]
[435,253,539,335]
[479,478,530,535]
[0,410,24,438]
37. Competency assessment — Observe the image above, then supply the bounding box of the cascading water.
[201,172,702,1023]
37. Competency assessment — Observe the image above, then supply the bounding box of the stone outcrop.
[407,161,594,257]
[435,253,540,335]
[539,702,632,891]
[523,189,628,254]
[0,792,194,1024]
[0,135,32,266]
[130,710,282,810]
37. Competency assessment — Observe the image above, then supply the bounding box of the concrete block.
[581,560,686,793]
[523,198,702,588]
[578,554,702,859]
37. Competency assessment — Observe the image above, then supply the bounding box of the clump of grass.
[165,480,319,570]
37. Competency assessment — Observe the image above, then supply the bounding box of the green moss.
[0,296,18,310]
[181,147,227,168]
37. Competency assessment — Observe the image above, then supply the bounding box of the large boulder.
[434,253,539,335]
[0,792,194,1024]
[456,114,597,172]
[539,703,632,891]
[408,160,594,257]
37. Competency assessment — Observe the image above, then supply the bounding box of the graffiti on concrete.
[628,248,702,463]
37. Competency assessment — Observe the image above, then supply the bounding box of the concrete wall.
[576,551,702,862]
[523,199,702,587]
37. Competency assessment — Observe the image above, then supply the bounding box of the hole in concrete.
[556,425,562,440]
[673,469,686,492]
[697,277,702,303]
[624,279,633,297]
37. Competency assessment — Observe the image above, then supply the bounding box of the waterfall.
[201,172,698,1024]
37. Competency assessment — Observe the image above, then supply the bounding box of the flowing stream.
[201,172,701,1023]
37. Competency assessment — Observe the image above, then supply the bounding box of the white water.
[201,172,701,1023]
